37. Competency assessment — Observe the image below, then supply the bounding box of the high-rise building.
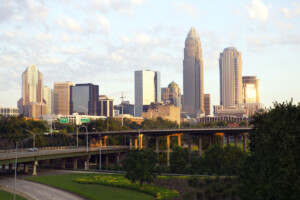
[204,94,211,116]
[98,95,114,117]
[114,101,135,116]
[54,82,74,115]
[242,76,260,103]
[70,83,99,115]
[183,27,204,118]
[19,64,47,117]
[161,81,181,108]
[134,70,161,117]
[43,86,51,115]
[219,47,242,108]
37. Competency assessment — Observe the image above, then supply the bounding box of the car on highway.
[28,148,38,152]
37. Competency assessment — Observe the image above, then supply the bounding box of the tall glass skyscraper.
[183,27,204,118]
[134,70,161,117]
[219,47,242,108]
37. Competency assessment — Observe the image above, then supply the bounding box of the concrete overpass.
[76,127,252,165]
[0,146,129,175]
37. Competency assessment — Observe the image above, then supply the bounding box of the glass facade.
[134,70,161,117]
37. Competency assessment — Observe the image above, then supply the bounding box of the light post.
[14,131,49,200]
[92,128,101,171]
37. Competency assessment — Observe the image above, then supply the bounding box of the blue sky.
[0,0,299,109]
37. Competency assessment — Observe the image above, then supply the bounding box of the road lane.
[0,176,85,200]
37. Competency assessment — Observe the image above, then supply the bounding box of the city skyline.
[1,0,300,109]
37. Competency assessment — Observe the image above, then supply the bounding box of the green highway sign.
[81,118,90,123]
[60,117,69,123]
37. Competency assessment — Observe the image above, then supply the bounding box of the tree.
[170,146,188,173]
[238,101,300,200]
[123,148,159,186]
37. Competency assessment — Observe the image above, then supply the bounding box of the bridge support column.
[145,135,148,148]
[85,156,89,170]
[167,135,170,166]
[116,153,120,165]
[234,135,238,147]
[155,136,159,153]
[199,136,202,156]
[177,135,181,147]
[73,158,78,170]
[226,135,230,146]
[9,164,12,171]
[134,137,138,149]
[129,136,133,149]
[243,134,247,151]
[17,163,21,172]
[105,155,109,165]
[50,159,54,168]
[139,134,143,149]
[188,133,191,165]
[24,164,28,173]
[61,159,66,169]
[2,164,5,170]
[103,136,107,147]
[32,161,38,176]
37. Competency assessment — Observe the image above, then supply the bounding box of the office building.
[219,47,242,108]
[43,86,51,115]
[70,83,99,115]
[161,81,181,108]
[204,94,211,116]
[134,70,161,117]
[98,95,114,117]
[54,82,74,115]
[214,107,248,118]
[242,76,260,103]
[0,107,19,117]
[141,103,180,124]
[114,101,135,116]
[19,64,47,117]
[183,27,204,118]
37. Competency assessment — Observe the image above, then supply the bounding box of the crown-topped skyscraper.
[183,27,204,118]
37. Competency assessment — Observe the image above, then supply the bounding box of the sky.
[0,0,299,109]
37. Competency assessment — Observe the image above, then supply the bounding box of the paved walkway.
[0,176,85,200]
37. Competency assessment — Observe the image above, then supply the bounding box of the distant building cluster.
[3,27,262,125]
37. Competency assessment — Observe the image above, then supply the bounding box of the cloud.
[0,0,48,22]
[96,15,110,32]
[56,16,82,33]
[172,2,199,17]
[244,0,270,22]
[280,4,300,18]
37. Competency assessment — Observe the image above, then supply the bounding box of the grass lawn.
[0,189,27,200]
[26,173,154,200]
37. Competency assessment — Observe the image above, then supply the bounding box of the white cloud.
[96,15,110,32]
[172,2,199,17]
[56,16,82,33]
[130,0,147,5]
[244,0,270,22]
[280,5,300,18]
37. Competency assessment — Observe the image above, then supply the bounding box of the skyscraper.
[70,83,99,115]
[54,82,74,115]
[219,47,242,108]
[98,95,114,117]
[242,76,260,103]
[134,70,161,117]
[161,81,181,108]
[19,64,47,117]
[43,86,51,115]
[183,27,204,118]
[204,94,211,116]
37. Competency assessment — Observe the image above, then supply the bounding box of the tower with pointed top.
[183,27,204,118]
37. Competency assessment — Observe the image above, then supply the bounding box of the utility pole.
[120,91,126,127]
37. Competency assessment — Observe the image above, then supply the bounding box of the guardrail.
[0,146,130,160]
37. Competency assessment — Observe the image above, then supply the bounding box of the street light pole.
[92,128,101,171]
[14,132,49,200]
